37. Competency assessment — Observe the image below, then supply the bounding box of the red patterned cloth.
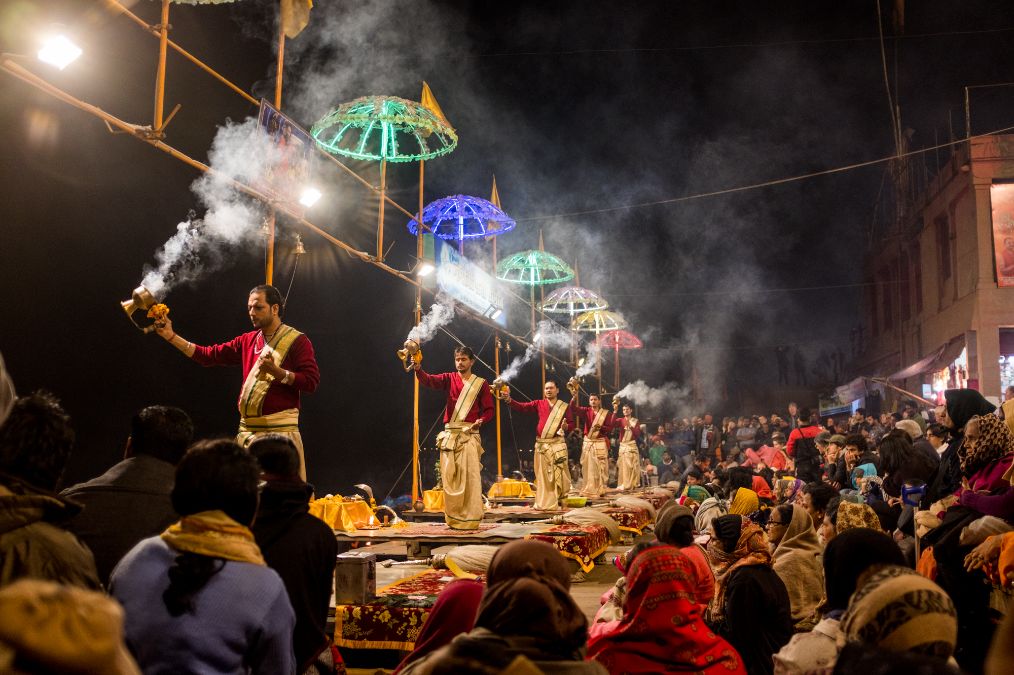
[587,546,747,674]
[525,524,611,573]
[603,507,652,535]
[334,569,483,650]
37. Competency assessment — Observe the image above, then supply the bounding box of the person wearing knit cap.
[895,418,942,466]
[654,502,715,605]
[707,514,792,675]
[841,565,957,661]
[0,579,140,674]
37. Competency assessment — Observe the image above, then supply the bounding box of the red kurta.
[508,398,575,437]
[569,401,615,438]
[614,417,642,441]
[191,328,320,415]
[416,370,495,424]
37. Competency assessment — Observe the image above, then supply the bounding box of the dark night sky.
[3,0,1014,497]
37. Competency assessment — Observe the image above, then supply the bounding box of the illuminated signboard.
[434,240,507,326]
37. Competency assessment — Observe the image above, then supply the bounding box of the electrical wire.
[515,122,1014,222]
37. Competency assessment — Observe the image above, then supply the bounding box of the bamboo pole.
[153,0,169,133]
[614,345,620,390]
[378,160,387,260]
[412,160,424,502]
[538,231,546,388]
[103,0,260,107]
[597,329,603,395]
[494,336,502,479]
[274,11,285,109]
[265,211,275,284]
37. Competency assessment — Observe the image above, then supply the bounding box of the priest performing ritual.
[567,378,614,497]
[154,285,319,479]
[613,398,642,491]
[412,346,493,529]
[501,380,574,509]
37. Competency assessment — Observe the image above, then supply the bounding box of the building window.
[900,252,911,321]
[913,240,923,313]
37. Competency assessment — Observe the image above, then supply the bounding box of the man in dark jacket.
[249,435,338,673]
[0,391,100,589]
[62,405,193,584]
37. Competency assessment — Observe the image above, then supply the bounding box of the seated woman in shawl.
[765,504,824,631]
[773,529,905,675]
[393,579,483,674]
[587,546,746,674]
[403,540,607,674]
[818,497,884,547]
[110,440,296,675]
[706,515,793,675]
[654,503,715,605]
[921,412,1014,673]
[839,566,957,665]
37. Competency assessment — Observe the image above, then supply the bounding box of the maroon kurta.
[614,417,642,441]
[415,370,494,424]
[508,398,575,436]
[569,402,615,438]
[191,328,320,415]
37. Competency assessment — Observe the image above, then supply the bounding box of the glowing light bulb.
[417,262,435,277]
[298,187,322,207]
[37,35,81,70]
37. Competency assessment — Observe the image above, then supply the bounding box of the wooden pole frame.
[152,0,170,133]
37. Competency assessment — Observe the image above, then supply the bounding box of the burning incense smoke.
[499,320,573,382]
[139,118,287,298]
[574,344,601,378]
[406,295,456,344]
[615,380,691,412]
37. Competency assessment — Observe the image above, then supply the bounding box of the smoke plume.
[139,118,289,298]
[499,319,573,382]
[574,344,601,378]
[615,380,691,413]
[407,295,456,344]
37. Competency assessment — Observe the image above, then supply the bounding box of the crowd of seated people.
[2,347,1013,675]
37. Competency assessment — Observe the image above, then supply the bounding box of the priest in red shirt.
[413,346,494,529]
[613,399,643,491]
[155,285,319,479]
[567,380,614,497]
[501,380,574,510]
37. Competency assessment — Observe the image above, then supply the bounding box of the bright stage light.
[417,262,435,277]
[489,308,503,321]
[37,35,81,70]
[298,187,322,207]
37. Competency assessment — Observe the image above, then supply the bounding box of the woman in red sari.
[587,545,746,674]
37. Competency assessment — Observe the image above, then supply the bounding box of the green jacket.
[0,478,101,590]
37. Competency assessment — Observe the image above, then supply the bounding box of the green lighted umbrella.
[496,250,574,286]
[311,95,457,162]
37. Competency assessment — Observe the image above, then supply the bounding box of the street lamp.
[37,34,81,70]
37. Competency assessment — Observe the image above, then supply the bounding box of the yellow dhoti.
[617,440,641,491]
[237,408,305,480]
[580,437,609,497]
[534,437,570,510]
[436,423,485,530]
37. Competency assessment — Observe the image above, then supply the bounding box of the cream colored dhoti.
[534,437,570,510]
[436,423,485,530]
[580,436,609,497]
[237,408,305,480]
[616,440,641,491]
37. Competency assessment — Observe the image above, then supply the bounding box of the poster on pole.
[256,100,314,217]
[990,183,1014,287]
